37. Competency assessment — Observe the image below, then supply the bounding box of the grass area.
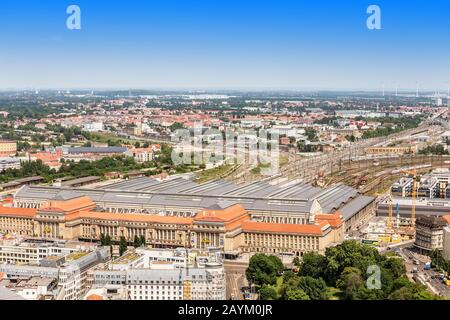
[327,287,344,300]
[195,164,236,183]
[279,155,289,167]
[275,276,283,293]
[113,252,141,264]
[250,163,271,175]
[91,132,147,145]
[66,252,89,261]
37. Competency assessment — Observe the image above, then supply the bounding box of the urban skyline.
[1,0,450,305]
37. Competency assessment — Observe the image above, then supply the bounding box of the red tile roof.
[315,213,343,228]
[443,215,450,225]
[0,206,37,218]
[86,294,103,301]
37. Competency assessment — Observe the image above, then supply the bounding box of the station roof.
[15,177,367,217]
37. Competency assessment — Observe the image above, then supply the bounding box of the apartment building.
[0,141,17,157]
[414,215,450,254]
[0,157,21,172]
[93,248,225,300]
[443,226,450,261]
[0,237,96,265]
[0,276,60,300]
[0,247,110,300]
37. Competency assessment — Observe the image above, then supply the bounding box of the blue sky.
[0,0,449,90]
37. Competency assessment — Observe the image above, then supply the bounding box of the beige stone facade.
[0,197,344,256]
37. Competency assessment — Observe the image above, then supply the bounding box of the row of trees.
[0,149,178,183]
[419,144,449,155]
[431,249,450,274]
[248,241,440,300]
[361,115,423,139]
[100,234,147,256]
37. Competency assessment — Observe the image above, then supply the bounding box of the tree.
[258,285,278,300]
[279,274,301,300]
[119,236,128,256]
[300,252,326,278]
[169,122,185,132]
[268,255,284,274]
[140,235,146,247]
[381,257,406,279]
[431,249,446,270]
[286,289,310,300]
[388,282,438,300]
[298,276,328,300]
[246,254,284,287]
[323,240,382,286]
[99,233,106,246]
[293,257,301,268]
[336,267,364,300]
[105,234,112,246]
[133,235,142,248]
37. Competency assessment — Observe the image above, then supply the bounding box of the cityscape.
[0,0,450,307]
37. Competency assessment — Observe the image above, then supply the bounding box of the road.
[399,247,450,298]
[224,260,249,300]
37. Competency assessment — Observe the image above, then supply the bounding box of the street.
[400,247,450,298]
[224,260,249,300]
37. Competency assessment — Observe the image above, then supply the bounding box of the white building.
[0,237,98,265]
[0,247,110,300]
[0,158,21,171]
[0,276,60,300]
[443,226,450,261]
[92,248,226,300]
[83,122,104,132]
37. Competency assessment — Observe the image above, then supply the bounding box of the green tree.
[99,233,106,246]
[286,289,310,300]
[300,252,326,278]
[336,267,364,300]
[388,282,438,300]
[246,254,284,287]
[119,236,128,256]
[381,257,406,279]
[140,235,146,247]
[293,257,301,268]
[105,234,112,246]
[133,235,142,248]
[258,285,278,300]
[298,276,328,300]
